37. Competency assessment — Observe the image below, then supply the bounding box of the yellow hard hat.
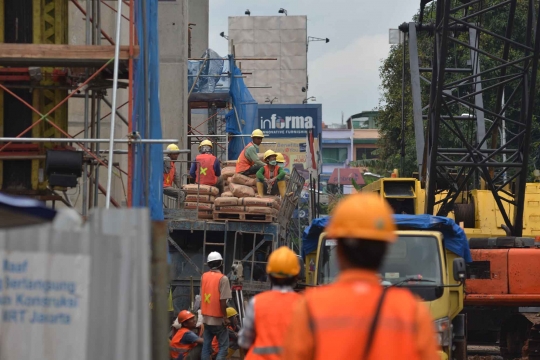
[276,153,285,163]
[199,139,213,148]
[263,150,277,161]
[251,129,265,138]
[266,246,300,278]
[226,307,238,318]
[167,144,180,152]
[326,193,397,243]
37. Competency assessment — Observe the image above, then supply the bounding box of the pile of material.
[181,184,219,219]
[214,195,281,222]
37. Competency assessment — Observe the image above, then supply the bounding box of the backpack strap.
[363,287,390,359]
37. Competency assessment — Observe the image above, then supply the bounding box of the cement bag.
[185,202,214,211]
[221,191,234,197]
[198,211,213,220]
[182,184,219,196]
[238,197,280,210]
[185,194,216,203]
[214,205,244,213]
[214,197,238,207]
[231,173,256,187]
[221,166,236,180]
[229,183,255,198]
[223,160,237,167]
[245,207,276,215]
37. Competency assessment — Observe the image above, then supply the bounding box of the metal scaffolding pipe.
[0,137,178,144]
[106,0,123,209]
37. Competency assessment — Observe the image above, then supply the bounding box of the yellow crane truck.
[302,214,469,360]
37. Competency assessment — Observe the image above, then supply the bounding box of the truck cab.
[305,218,468,360]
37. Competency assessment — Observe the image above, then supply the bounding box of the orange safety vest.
[236,142,255,173]
[201,271,225,317]
[302,282,421,360]
[164,161,176,187]
[246,290,302,360]
[169,327,198,359]
[262,165,277,180]
[195,153,218,185]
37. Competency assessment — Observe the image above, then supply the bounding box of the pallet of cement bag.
[213,211,276,223]
[214,206,277,215]
[185,194,216,203]
[182,184,219,196]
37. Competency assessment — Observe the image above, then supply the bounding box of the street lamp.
[308,36,330,44]
[245,9,251,16]
[265,97,278,104]
[219,32,229,40]
[303,96,316,104]
[278,8,287,16]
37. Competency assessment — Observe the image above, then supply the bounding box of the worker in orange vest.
[282,193,440,360]
[256,150,287,198]
[169,310,204,360]
[201,252,232,360]
[211,307,242,358]
[238,246,302,359]
[235,129,266,176]
[164,143,182,198]
[189,139,223,193]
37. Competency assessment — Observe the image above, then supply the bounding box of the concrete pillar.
[187,0,209,58]
[158,0,188,152]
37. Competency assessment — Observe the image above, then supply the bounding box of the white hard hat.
[207,252,223,263]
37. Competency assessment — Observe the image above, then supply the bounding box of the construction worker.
[169,310,204,360]
[256,150,286,198]
[282,193,440,360]
[211,307,242,359]
[236,129,266,176]
[189,139,223,193]
[275,152,290,181]
[239,246,302,359]
[201,252,232,360]
[164,144,182,198]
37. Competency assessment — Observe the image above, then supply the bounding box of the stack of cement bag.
[182,184,219,219]
[214,196,281,219]
[221,166,236,189]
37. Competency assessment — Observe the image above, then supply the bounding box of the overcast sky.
[209,0,420,124]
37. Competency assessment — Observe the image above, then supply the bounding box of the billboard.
[258,104,322,139]
[259,138,307,174]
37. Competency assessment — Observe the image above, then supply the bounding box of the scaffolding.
[0,0,174,215]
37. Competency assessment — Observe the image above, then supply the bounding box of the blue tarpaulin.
[301,214,472,262]
[131,0,164,220]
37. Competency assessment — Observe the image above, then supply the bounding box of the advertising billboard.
[258,104,322,139]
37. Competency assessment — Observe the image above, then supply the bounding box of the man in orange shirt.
[239,246,302,359]
[282,193,440,360]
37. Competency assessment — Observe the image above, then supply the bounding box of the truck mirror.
[453,258,466,282]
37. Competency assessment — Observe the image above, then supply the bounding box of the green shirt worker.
[256,150,286,198]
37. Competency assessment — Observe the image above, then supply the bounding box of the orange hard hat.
[177,310,195,323]
[326,193,397,243]
[266,246,300,278]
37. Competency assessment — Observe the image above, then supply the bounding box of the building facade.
[347,111,380,164]
[228,15,307,105]
[321,124,353,175]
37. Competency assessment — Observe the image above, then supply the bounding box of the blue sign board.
[258,104,322,138]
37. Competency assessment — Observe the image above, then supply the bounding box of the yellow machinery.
[0,0,68,193]
[307,230,466,360]
[362,178,540,238]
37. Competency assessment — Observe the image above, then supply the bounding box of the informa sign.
[0,251,90,360]
[258,104,322,139]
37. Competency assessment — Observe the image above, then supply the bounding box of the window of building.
[322,148,348,163]
[356,147,378,160]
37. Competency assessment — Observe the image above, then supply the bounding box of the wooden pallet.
[213,211,276,223]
